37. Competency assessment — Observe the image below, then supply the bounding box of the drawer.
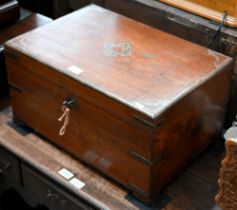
[0,147,21,187]
[22,164,95,210]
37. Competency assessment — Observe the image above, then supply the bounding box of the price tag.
[224,126,237,140]
[58,168,74,180]
[69,178,85,190]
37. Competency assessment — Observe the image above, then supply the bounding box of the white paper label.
[58,168,74,180]
[224,126,237,140]
[69,178,85,190]
[67,65,84,75]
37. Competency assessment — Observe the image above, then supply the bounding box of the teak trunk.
[5,5,233,204]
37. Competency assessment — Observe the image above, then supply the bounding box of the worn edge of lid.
[4,5,234,120]
[5,42,233,120]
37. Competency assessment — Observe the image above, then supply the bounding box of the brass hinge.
[133,115,156,128]
[128,151,163,166]
[129,152,153,166]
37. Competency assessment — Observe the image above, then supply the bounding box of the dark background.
[0,189,48,210]
[17,0,54,17]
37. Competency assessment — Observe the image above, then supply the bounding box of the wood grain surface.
[104,0,237,136]
[0,101,223,209]
[5,5,233,203]
[5,5,232,118]
[188,0,237,15]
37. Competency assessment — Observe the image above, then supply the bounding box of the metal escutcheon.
[62,97,77,108]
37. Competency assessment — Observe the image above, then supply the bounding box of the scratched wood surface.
[104,0,237,135]
[5,5,232,118]
[0,100,223,209]
[5,4,233,203]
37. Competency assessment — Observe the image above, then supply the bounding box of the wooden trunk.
[0,0,20,29]
[160,0,237,28]
[5,5,233,204]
